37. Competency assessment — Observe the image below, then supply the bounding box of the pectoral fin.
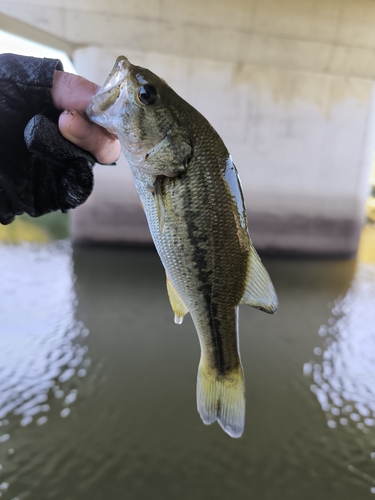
[166,276,188,324]
[240,246,278,314]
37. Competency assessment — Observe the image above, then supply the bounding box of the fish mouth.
[86,56,131,132]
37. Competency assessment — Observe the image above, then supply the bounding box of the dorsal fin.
[240,246,278,314]
[166,276,189,324]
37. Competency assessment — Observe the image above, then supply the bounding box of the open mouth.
[86,56,131,130]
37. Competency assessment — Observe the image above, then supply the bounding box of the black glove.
[25,114,95,212]
[0,54,96,225]
[0,116,95,225]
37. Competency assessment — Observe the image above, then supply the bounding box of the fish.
[86,56,278,438]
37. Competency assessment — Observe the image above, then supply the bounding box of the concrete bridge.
[1,0,374,255]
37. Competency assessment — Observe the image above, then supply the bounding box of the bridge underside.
[0,0,374,255]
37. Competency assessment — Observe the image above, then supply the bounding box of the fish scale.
[86,55,278,438]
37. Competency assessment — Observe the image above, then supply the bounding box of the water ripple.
[0,242,90,427]
[303,264,375,429]
[306,262,375,430]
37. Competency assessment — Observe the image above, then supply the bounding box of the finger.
[52,71,99,111]
[58,109,121,164]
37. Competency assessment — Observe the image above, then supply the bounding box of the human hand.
[51,71,121,164]
[0,54,119,225]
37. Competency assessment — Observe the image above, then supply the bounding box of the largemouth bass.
[86,56,278,438]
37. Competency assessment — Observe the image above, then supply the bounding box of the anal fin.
[240,246,278,314]
[166,276,188,324]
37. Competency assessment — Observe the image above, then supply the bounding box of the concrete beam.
[2,0,375,78]
[0,11,77,57]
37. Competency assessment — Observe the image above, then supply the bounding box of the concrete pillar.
[71,45,375,255]
[0,0,374,255]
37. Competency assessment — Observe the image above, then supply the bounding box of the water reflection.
[0,241,89,429]
[306,262,375,431]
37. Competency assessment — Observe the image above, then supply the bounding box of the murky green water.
[0,242,375,499]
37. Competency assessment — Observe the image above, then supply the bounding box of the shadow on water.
[0,237,375,499]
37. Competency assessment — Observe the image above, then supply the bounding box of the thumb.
[58,109,121,164]
[52,71,99,111]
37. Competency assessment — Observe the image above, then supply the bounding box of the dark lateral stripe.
[184,182,226,374]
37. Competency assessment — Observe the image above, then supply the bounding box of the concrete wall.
[1,0,375,255]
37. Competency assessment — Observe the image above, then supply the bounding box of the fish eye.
[138,85,158,105]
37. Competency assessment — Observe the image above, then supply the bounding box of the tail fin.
[197,360,245,438]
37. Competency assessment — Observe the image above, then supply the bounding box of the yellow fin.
[240,246,278,314]
[197,358,245,438]
[166,276,188,324]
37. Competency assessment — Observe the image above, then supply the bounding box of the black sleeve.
[0,53,95,224]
